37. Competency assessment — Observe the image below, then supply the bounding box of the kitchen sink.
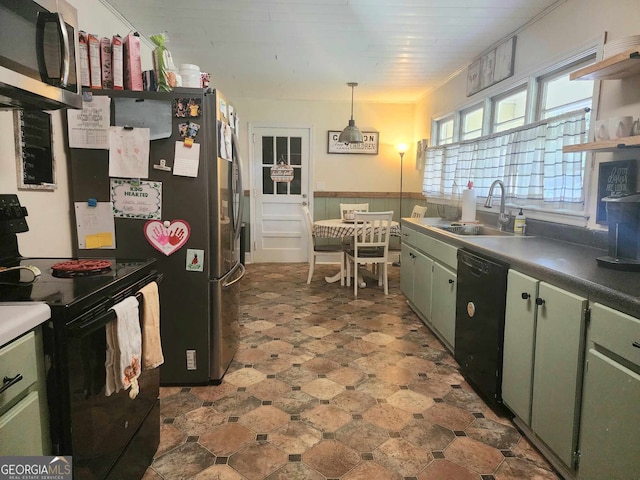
[435,224,522,237]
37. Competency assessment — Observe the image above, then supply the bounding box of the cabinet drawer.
[589,303,640,367]
[415,233,458,270]
[400,226,415,246]
[0,331,38,411]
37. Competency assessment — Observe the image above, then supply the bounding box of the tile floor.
[143,263,561,480]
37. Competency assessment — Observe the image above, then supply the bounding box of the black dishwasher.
[454,249,509,413]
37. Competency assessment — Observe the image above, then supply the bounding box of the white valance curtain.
[423,109,590,210]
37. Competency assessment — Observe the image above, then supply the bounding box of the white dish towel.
[105,296,142,399]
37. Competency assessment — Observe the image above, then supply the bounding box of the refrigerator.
[68,87,245,384]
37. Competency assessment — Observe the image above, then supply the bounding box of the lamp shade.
[339,120,364,143]
[339,82,363,144]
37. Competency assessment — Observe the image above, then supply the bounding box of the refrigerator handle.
[232,132,245,244]
[223,262,245,288]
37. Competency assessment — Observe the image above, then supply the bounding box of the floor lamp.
[393,143,408,267]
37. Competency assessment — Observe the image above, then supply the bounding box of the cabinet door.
[431,262,457,351]
[531,282,587,468]
[413,251,433,321]
[502,270,538,425]
[400,244,416,301]
[0,391,44,455]
[578,349,639,480]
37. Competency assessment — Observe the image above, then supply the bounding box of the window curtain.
[423,109,589,210]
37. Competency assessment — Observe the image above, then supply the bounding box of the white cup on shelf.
[595,120,609,141]
[608,116,634,139]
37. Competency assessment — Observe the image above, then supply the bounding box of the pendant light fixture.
[338,82,363,144]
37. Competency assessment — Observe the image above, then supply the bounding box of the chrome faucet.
[484,179,510,230]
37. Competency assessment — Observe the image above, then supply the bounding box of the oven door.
[65,309,159,478]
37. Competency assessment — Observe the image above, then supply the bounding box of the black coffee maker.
[596,192,640,271]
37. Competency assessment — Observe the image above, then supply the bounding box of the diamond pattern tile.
[146,263,560,479]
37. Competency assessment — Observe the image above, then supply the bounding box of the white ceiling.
[102,0,563,103]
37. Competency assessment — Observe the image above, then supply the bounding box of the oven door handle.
[69,272,163,337]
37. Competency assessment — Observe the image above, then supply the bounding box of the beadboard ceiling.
[102,0,563,103]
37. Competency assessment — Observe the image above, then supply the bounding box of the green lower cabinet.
[413,250,433,321]
[531,282,587,468]
[502,269,539,426]
[577,303,640,480]
[400,244,415,301]
[431,262,456,351]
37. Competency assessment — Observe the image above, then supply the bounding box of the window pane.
[262,137,274,164]
[438,118,454,145]
[290,168,301,194]
[262,167,274,194]
[276,180,287,194]
[290,137,302,165]
[541,73,593,120]
[276,136,288,164]
[494,90,526,131]
[462,107,483,140]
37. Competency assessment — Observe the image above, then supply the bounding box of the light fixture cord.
[350,85,354,120]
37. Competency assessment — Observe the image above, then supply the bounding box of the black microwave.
[0,0,82,109]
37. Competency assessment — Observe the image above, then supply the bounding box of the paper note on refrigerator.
[173,141,200,177]
[67,95,111,149]
[108,126,150,178]
[74,202,116,249]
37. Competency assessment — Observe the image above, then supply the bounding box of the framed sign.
[327,131,379,155]
[14,110,56,190]
[467,36,516,96]
[596,159,637,224]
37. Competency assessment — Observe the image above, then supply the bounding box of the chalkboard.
[596,159,637,224]
[14,110,56,190]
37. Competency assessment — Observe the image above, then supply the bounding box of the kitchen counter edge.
[0,303,51,347]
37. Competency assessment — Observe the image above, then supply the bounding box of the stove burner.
[51,259,113,278]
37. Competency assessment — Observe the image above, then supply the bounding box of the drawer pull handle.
[448,279,454,284]
[521,292,531,300]
[0,374,24,395]
[633,341,640,349]
[535,297,545,306]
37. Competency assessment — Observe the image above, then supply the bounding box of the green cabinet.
[502,269,539,425]
[577,303,640,480]
[431,262,456,350]
[400,223,457,352]
[502,271,587,472]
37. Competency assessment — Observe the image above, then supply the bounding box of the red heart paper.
[144,220,191,256]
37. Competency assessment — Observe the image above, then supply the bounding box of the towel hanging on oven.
[105,296,142,399]
[138,281,164,370]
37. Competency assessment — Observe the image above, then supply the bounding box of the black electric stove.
[0,194,161,480]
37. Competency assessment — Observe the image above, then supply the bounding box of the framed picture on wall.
[327,131,379,154]
[596,159,637,224]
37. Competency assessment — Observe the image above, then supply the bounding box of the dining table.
[313,218,401,285]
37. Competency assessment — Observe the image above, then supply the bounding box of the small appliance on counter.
[596,192,640,271]
[0,194,160,480]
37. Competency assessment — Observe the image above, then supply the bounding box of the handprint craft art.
[144,219,191,256]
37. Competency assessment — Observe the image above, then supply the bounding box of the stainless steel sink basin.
[435,224,519,237]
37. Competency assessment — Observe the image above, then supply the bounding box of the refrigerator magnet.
[185,249,204,272]
[144,219,190,256]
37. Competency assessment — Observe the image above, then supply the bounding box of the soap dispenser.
[514,208,526,234]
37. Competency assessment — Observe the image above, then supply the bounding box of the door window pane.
[276,136,288,164]
[276,180,287,194]
[262,137,274,164]
[290,137,302,165]
[262,167,274,194]
[290,169,301,195]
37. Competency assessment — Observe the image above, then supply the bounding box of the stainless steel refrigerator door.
[209,261,245,381]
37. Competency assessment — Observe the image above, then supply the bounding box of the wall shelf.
[563,135,640,153]
[570,48,640,80]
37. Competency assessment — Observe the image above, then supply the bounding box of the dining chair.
[339,203,369,221]
[411,205,428,218]
[301,206,344,284]
[345,211,394,297]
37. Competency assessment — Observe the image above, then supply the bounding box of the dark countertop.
[403,218,640,319]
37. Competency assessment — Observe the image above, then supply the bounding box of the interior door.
[251,126,311,262]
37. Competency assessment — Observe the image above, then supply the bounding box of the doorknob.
[302,194,307,198]
[302,201,307,206]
